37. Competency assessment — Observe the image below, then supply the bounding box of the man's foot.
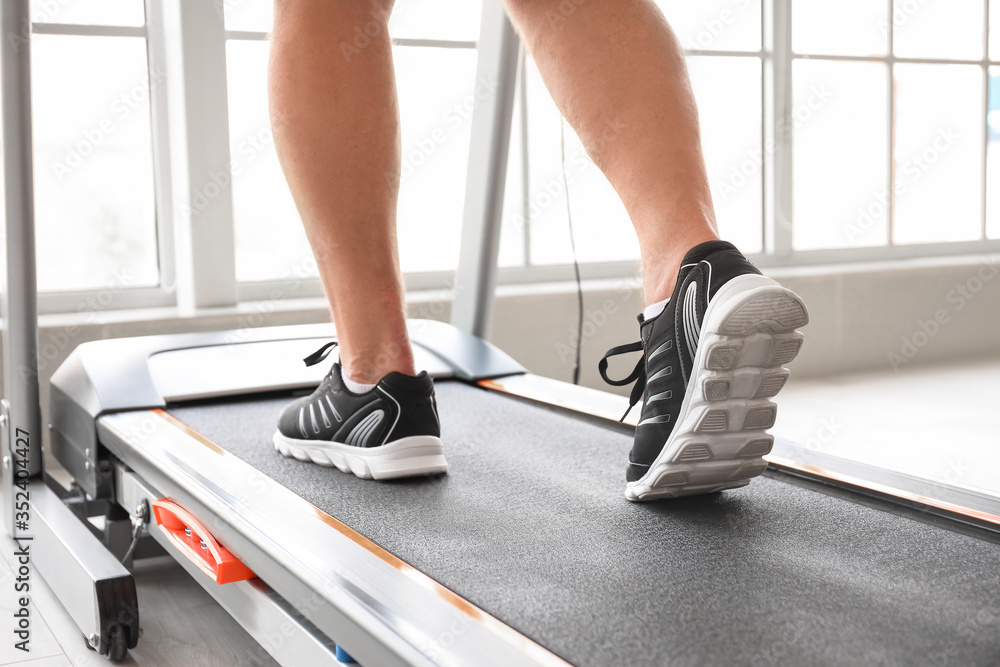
[600,240,808,501]
[273,343,447,480]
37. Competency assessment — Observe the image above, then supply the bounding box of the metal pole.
[762,0,794,257]
[450,0,520,339]
[1,0,43,538]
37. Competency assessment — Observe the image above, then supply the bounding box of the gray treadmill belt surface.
[168,381,1000,666]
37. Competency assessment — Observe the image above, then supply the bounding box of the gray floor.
[169,381,1000,667]
[0,545,276,667]
[16,362,1000,667]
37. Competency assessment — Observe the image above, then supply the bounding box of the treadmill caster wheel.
[335,644,356,664]
[107,624,128,662]
[90,624,127,662]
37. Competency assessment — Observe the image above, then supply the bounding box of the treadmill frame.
[45,320,1000,665]
[1,0,141,660]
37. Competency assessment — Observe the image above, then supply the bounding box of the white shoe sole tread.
[626,274,808,502]
[273,432,448,480]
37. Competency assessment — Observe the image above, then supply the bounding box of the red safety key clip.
[151,498,256,584]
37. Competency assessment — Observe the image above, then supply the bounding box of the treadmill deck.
[168,381,1000,666]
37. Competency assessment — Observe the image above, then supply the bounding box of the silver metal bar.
[762,0,794,256]
[31,22,147,38]
[224,30,271,41]
[29,480,138,655]
[685,48,765,58]
[1,0,43,496]
[450,0,520,338]
[224,30,478,50]
[391,38,477,49]
[794,53,999,66]
[144,0,179,300]
[518,48,532,267]
[886,0,895,247]
[97,409,569,667]
[115,466,344,667]
[981,0,991,241]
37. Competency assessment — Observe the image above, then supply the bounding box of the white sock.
[342,370,377,394]
[642,298,669,321]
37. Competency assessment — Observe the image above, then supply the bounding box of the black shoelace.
[303,341,338,367]
[599,341,646,422]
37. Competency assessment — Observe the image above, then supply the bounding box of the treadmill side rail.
[29,480,139,657]
[117,467,347,667]
[99,409,569,667]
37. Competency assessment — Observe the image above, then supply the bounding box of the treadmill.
[42,320,1000,665]
[3,0,1000,664]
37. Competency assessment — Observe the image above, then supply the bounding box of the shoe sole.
[625,274,808,502]
[272,432,448,480]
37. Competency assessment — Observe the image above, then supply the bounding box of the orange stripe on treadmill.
[150,409,570,666]
[767,454,1000,527]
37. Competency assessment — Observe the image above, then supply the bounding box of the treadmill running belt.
[169,381,1000,666]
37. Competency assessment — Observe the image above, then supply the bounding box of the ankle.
[641,232,720,305]
[340,346,416,385]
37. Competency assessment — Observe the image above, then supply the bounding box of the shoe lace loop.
[303,341,338,367]
[598,341,646,422]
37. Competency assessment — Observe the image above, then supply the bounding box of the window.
[30,3,161,295]
[22,0,1000,314]
[791,0,993,251]
[222,2,482,283]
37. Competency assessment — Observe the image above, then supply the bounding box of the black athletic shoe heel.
[273,342,447,480]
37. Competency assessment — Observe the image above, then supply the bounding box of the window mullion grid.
[886,0,896,247]
[143,0,177,301]
[165,0,238,310]
[518,49,532,268]
[763,0,794,257]
[981,0,991,241]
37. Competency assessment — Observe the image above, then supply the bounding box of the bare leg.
[269,0,413,383]
[504,0,720,304]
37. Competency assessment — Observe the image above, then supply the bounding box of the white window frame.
[32,0,1000,316]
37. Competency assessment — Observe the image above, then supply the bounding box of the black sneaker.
[272,342,447,480]
[600,240,808,501]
